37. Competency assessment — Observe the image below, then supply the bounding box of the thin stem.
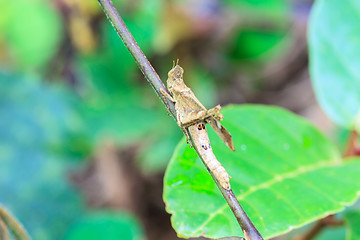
[0,205,30,240]
[0,219,10,240]
[294,215,343,240]
[97,1,263,239]
[343,129,359,158]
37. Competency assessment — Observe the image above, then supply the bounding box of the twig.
[344,129,359,158]
[0,205,30,240]
[294,215,343,240]
[97,1,263,239]
[0,219,10,240]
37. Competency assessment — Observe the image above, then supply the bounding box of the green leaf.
[0,0,63,69]
[308,0,360,131]
[64,212,144,240]
[345,211,360,240]
[163,105,360,239]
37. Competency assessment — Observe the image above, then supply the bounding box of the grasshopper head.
[168,64,184,81]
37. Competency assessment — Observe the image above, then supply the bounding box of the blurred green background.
[0,0,321,239]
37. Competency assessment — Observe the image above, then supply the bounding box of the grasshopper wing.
[178,89,207,112]
[206,117,235,151]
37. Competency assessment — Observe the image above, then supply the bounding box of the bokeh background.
[0,0,337,239]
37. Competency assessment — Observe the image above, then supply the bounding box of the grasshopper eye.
[173,66,184,78]
[168,65,184,79]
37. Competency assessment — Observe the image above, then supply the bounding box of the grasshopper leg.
[181,105,222,127]
[176,111,192,146]
[182,126,192,146]
[160,88,175,102]
[160,88,176,116]
[160,88,192,145]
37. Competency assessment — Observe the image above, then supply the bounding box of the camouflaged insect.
[161,61,235,190]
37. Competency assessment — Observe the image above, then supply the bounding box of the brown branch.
[294,215,344,240]
[0,205,30,240]
[97,0,263,239]
[343,129,359,158]
[0,219,10,240]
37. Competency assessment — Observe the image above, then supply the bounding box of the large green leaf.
[345,211,360,240]
[308,0,360,131]
[163,105,360,239]
[64,212,144,240]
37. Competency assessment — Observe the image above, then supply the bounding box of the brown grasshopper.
[160,62,235,190]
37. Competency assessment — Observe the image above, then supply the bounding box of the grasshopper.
[160,61,235,190]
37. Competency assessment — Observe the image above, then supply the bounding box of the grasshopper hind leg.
[182,127,192,146]
[175,110,192,146]
[181,105,222,128]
